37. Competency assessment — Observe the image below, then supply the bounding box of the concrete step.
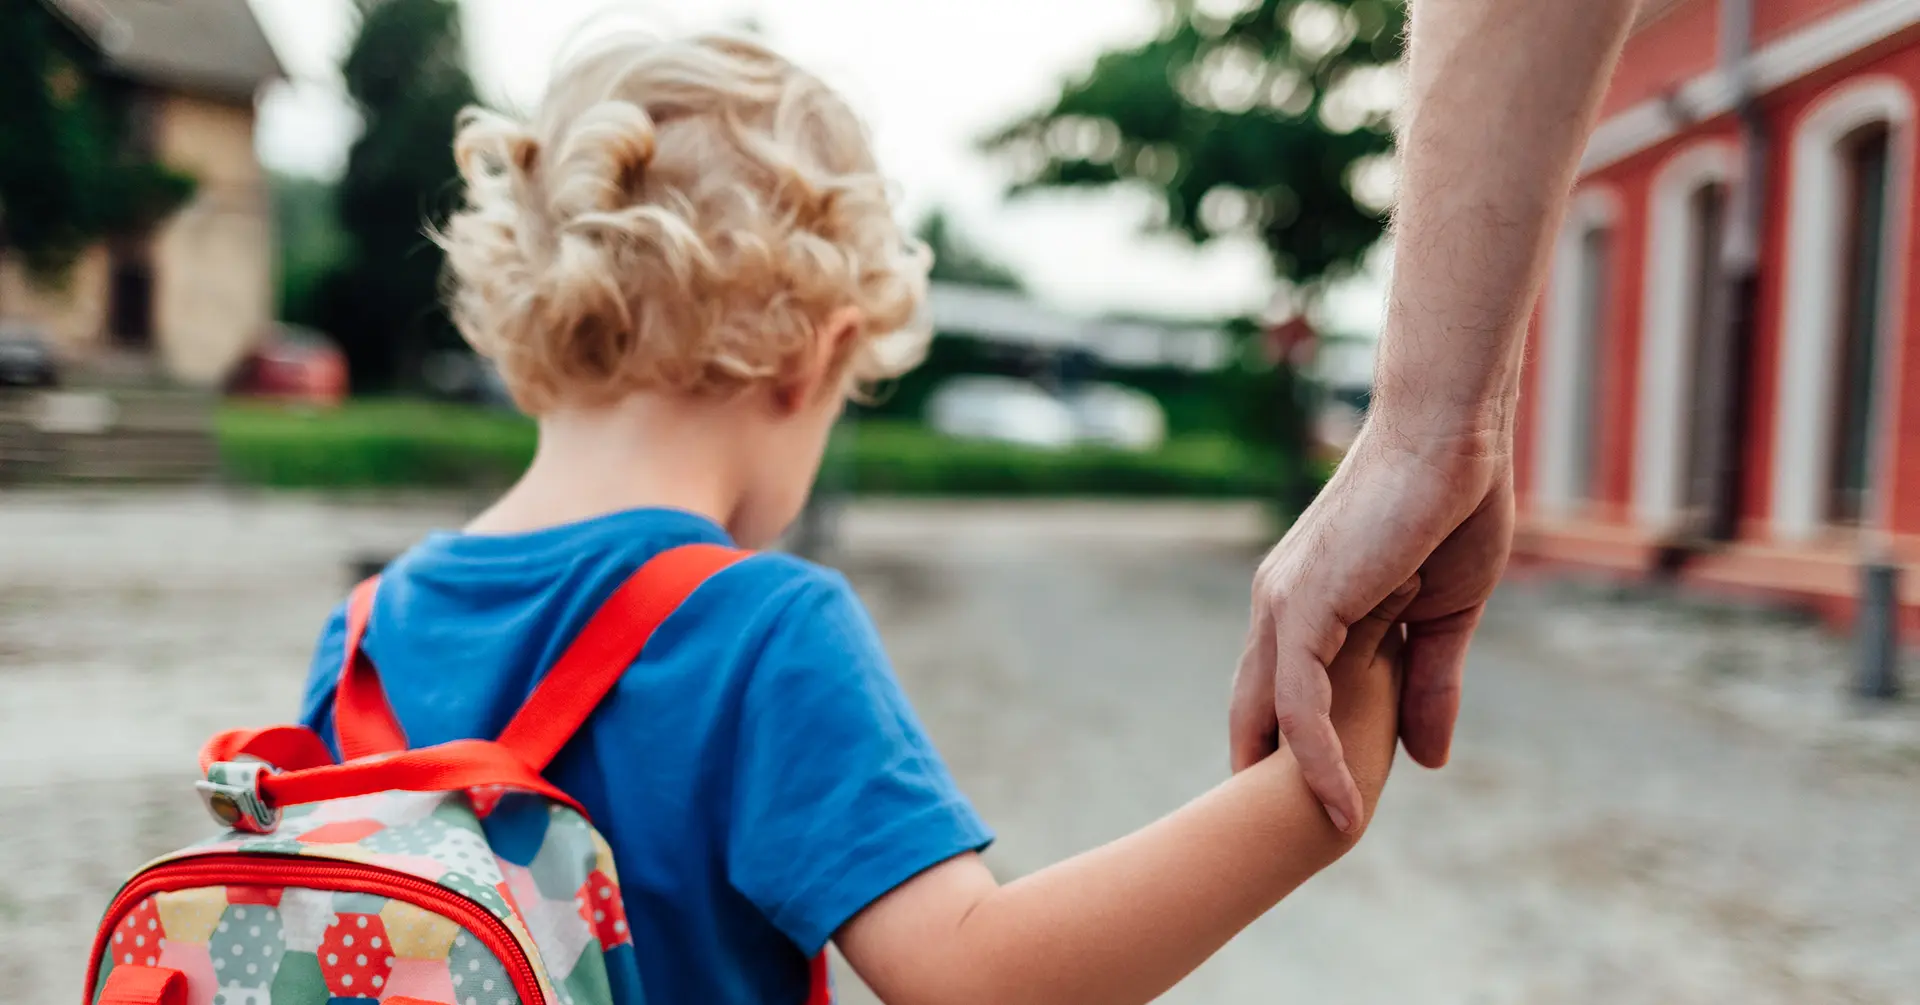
[0,387,220,484]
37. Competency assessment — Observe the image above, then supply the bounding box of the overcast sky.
[248,0,1386,330]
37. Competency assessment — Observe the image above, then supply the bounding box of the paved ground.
[2,492,1916,1004]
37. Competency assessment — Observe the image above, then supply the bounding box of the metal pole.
[1855,160,1904,703]
[1857,559,1902,700]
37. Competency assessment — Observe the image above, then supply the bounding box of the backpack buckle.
[196,760,280,834]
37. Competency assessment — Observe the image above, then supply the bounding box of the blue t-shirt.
[297,508,992,1005]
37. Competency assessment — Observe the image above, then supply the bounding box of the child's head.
[437,32,929,541]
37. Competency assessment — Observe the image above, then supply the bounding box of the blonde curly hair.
[436,32,931,413]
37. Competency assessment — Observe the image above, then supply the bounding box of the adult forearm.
[1373,0,1640,446]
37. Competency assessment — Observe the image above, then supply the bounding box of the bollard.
[1854,559,1902,701]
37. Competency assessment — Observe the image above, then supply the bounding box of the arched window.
[1773,79,1913,540]
[1634,143,1739,530]
[1534,189,1620,516]
[1829,122,1893,524]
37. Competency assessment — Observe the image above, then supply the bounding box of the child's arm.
[836,595,1410,1005]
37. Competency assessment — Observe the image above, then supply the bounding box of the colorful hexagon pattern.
[380,898,460,961]
[210,903,285,989]
[576,870,629,950]
[297,819,387,845]
[449,929,521,1005]
[110,897,164,969]
[361,816,456,857]
[99,788,646,1005]
[156,887,229,944]
[317,912,394,997]
[480,795,550,867]
[527,814,595,900]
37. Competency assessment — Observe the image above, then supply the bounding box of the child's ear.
[776,306,863,415]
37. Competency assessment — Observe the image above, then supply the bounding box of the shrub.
[218,400,1286,498]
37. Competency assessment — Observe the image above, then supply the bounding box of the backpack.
[85,543,835,1005]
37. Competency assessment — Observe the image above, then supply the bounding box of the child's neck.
[467,394,750,537]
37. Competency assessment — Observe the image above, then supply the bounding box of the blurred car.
[422,349,518,411]
[227,325,347,406]
[1061,382,1166,452]
[0,324,59,389]
[926,376,1077,450]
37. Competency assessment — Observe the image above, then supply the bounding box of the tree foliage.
[320,0,476,390]
[0,0,194,279]
[918,210,1024,291]
[270,172,348,328]
[984,0,1403,284]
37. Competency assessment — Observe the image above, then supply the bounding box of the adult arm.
[1229,0,1646,829]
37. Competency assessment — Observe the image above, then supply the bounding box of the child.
[297,32,1407,1005]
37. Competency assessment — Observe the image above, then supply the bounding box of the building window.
[1567,225,1614,503]
[1772,79,1912,542]
[1635,142,1738,530]
[1828,123,1892,525]
[1534,187,1621,518]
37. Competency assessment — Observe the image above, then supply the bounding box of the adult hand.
[1229,416,1515,832]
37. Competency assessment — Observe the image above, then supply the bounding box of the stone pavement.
[2,492,1914,1004]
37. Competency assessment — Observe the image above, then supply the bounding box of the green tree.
[983,0,1403,286]
[0,0,193,282]
[269,173,348,329]
[321,0,477,390]
[917,209,1025,291]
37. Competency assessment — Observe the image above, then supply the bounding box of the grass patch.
[218,399,1287,498]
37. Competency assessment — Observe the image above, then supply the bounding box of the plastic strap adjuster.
[196,760,280,833]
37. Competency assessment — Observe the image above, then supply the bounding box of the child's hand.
[1319,576,1412,833]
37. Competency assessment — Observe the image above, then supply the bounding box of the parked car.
[926,376,1078,450]
[1060,382,1166,452]
[0,323,59,389]
[422,349,518,411]
[227,325,347,405]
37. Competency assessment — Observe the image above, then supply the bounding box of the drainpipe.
[1696,0,1763,545]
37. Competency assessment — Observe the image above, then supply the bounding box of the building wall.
[1530,18,1920,536]
[1753,0,1870,50]
[1600,0,1722,119]
[150,92,273,385]
[0,246,109,355]
[0,92,271,387]
[1744,44,1920,538]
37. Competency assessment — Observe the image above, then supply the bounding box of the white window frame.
[1534,187,1622,518]
[1632,141,1739,530]
[1771,77,1914,541]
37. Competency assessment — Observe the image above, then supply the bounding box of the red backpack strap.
[332,575,409,760]
[258,738,588,816]
[98,965,190,1005]
[495,543,747,771]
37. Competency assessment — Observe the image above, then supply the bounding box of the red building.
[1515,0,1920,630]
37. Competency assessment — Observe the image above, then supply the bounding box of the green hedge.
[218,401,1286,497]
[218,401,537,489]
[831,422,1279,497]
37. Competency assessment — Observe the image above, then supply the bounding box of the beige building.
[0,0,282,386]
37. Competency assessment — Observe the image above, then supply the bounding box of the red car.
[228,325,347,406]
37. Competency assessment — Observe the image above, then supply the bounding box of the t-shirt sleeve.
[726,566,993,954]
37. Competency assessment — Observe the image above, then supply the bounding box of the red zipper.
[84,854,545,1005]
